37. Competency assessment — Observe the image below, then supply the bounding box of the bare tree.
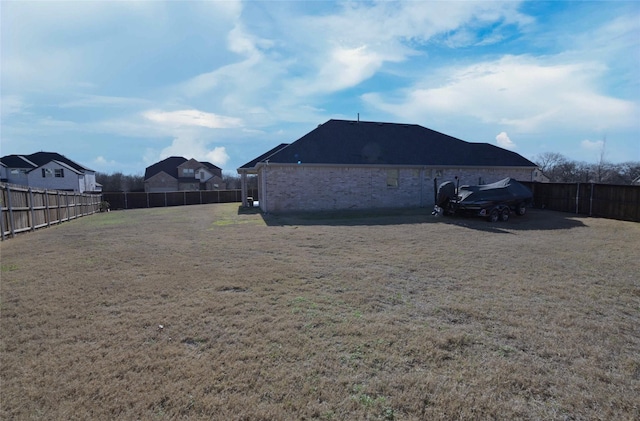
[534,152,567,174]
[532,152,639,184]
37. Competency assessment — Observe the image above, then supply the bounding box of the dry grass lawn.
[1,204,639,420]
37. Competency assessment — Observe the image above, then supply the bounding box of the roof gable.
[255,120,536,168]
[145,170,176,183]
[28,160,82,175]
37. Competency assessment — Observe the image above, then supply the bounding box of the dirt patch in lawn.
[1,204,639,420]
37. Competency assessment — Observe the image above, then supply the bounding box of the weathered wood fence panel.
[0,183,102,240]
[102,189,258,210]
[523,182,640,222]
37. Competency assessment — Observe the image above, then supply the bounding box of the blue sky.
[1,0,639,175]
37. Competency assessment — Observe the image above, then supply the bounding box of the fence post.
[124,192,128,210]
[45,190,51,227]
[575,183,580,214]
[65,192,70,221]
[589,183,594,217]
[0,185,6,241]
[147,192,150,209]
[6,184,15,238]
[184,191,186,206]
[55,191,60,223]
[164,192,167,207]
[28,188,36,232]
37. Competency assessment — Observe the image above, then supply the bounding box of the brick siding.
[259,165,534,213]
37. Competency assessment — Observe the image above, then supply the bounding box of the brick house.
[237,119,539,213]
[144,157,225,193]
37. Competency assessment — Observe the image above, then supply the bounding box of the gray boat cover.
[456,178,532,204]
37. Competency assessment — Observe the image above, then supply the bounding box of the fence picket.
[0,183,102,240]
[102,189,259,210]
[522,182,639,222]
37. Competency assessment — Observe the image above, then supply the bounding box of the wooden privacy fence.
[102,189,258,210]
[0,183,102,240]
[522,182,640,222]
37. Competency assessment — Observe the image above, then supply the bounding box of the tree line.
[533,153,639,184]
[96,172,257,192]
[96,172,145,192]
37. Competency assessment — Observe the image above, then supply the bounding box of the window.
[183,168,195,176]
[386,169,399,187]
[41,168,53,178]
[55,169,64,178]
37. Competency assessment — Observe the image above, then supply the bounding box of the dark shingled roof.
[238,143,290,170]
[144,157,187,180]
[144,157,222,180]
[0,152,94,172]
[246,120,537,168]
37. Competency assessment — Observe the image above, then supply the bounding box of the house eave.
[253,162,537,170]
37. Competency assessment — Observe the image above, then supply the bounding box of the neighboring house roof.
[0,152,94,172]
[200,161,219,170]
[144,156,187,180]
[238,143,290,170]
[0,155,39,168]
[245,120,537,168]
[144,156,223,180]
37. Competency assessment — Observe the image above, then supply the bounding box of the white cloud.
[0,95,28,116]
[295,45,396,95]
[59,95,149,109]
[496,132,516,150]
[205,147,230,167]
[158,134,230,167]
[581,139,605,151]
[176,0,532,121]
[363,55,638,133]
[227,23,273,57]
[142,109,242,129]
[93,156,117,167]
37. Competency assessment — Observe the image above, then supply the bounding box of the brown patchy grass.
[1,204,639,420]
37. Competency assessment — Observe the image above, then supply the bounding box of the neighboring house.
[144,157,225,193]
[0,152,100,193]
[238,119,540,213]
